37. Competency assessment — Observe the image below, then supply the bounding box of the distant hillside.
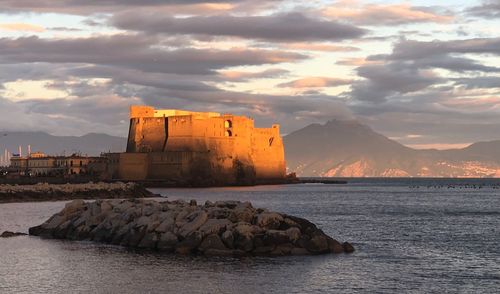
[0,131,126,157]
[284,120,500,177]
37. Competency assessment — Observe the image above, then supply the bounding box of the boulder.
[304,235,330,254]
[257,212,283,230]
[221,230,235,249]
[178,211,208,238]
[199,219,231,235]
[198,234,227,252]
[28,199,354,257]
[343,242,355,253]
[176,231,203,254]
[0,231,27,238]
[157,232,178,251]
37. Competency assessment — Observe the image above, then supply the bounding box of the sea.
[1,178,499,293]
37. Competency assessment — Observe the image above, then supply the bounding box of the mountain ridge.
[0,131,126,157]
[284,120,500,177]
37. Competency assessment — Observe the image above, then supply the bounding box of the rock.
[343,242,355,253]
[221,230,235,249]
[28,199,354,257]
[253,245,275,254]
[199,219,231,235]
[0,231,27,238]
[176,231,203,254]
[304,235,330,254]
[64,199,86,214]
[138,231,159,248]
[290,247,310,255]
[189,199,197,206]
[271,243,294,256]
[178,211,208,238]
[257,212,283,230]
[285,227,301,242]
[155,214,175,233]
[228,205,256,223]
[157,232,178,251]
[328,238,344,254]
[100,201,113,213]
[198,234,227,252]
[264,230,289,245]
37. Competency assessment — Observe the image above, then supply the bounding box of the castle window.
[269,137,274,146]
[224,120,232,128]
[225,130,232,137]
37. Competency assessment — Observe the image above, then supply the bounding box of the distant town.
[0,147,118,181]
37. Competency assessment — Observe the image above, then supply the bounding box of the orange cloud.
[219,68,288,81]
[337,57,384,66]
[278,77,352,88]
[285,43,360,52]
[0,23,45,32]
[324,3,453,25]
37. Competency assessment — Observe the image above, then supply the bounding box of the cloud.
[453,76,500,89]
[389,38,500,60]
[467,0,500,19]
[0,35,308,75]
[277,77,352,88]
[219,68,289,82]
[0,23,45,32]
[323,2,453,26]
[111,12,367,42]
[0,0,263,14]
[350,63,442,103]
[283,43,360,52]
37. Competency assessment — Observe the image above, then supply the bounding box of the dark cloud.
[0,35,307,75]
[350,63,442,103]
[467,0,500,19]
[453,76,500,89]
[0,0,260,14]
[389,38,500,60]
[111,12,367,42]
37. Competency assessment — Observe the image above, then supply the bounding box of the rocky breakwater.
[0,182,154,203]
[29,199,355,256]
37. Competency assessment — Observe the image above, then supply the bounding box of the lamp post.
[0,134,7,169]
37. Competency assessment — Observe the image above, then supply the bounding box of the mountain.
[0,131,126,157]
[284,120,500,177]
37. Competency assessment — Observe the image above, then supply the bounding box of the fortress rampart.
[119,106,286,185]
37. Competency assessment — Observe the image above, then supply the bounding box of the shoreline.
[0,182,155,204]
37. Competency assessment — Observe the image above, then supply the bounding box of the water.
[1,178,499,293]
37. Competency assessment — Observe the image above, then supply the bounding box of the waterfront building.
[120,106,286,185]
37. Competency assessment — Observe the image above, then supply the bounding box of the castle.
[118,106,286,185]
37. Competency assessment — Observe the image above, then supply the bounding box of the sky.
[0,0,499,150]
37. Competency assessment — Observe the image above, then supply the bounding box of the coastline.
[0,182,155,204]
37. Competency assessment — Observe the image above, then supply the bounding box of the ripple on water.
[1,179,500,293]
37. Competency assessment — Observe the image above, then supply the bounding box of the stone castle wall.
[120,106,286,185]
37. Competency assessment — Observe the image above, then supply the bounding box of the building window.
[224,120,232,128]
[225,130,232,137]
[269,137,274,146]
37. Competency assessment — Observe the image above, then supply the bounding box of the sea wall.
[29,199,354,256]
[0,182,153,203]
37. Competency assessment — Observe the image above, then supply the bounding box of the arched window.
[225,130,232,137]
[224,120,232,128]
